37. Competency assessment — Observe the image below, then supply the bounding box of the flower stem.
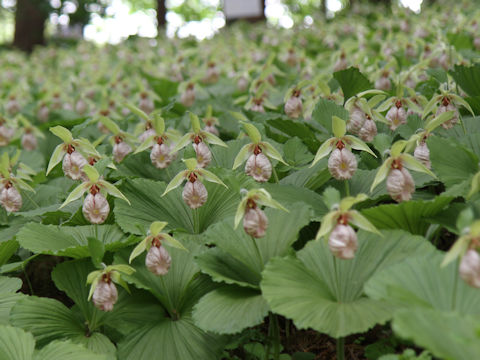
[344,180,350,197]
[251,236,264,268]
[336,337,345,360]
[272,167,279,183]
[193,208,200,234]
[272,313,280,360]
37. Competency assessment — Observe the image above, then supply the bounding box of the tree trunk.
[13,0,48,52]
[157,0,166,29]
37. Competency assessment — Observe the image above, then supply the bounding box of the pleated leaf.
[365,251,480,315]
[392,308,480,360]
[114,172,251,235]
[192,285,269,334]
[261,230,435,338]
[197,203,312,288]
[361,196,452,235]
[16,224,137,258]
[0,325,35,360]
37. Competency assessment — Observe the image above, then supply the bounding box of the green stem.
[460,117,467,136]
[272,313,280,360]
[210,144,220,167]
[344,180,350,197]
[251,236,264,268]
[336,337,345,360]
[23,265,34,295]
[193,208,200,234]
[451,259,459,311]
[285,319,290,349]
[264,314,272,360]
[272,167,279,184]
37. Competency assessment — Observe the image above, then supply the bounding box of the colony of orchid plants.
[0,1,480,359]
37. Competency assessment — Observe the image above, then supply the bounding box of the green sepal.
[310,138,335,167]
[162,170,187,196]
[46,144,67,175]
[332,116,346,138]
[97,180,130,204]
[49,126,73,143]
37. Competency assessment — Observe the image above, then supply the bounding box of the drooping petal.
[145,245,172,276]
[328,224,358,259]
[243,207,269,238]
[0,186,22,212]
[150,143,172,169]
[182,180,208,209]
[92,279,118,312]
[459,249,480,288]
[82,193,110,224]
[386,167,415,202]
[245,153,272,182]
[327,148,357,180]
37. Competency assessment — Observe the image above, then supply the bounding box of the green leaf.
[115,174,250,235]
[428,136,478,188]
[365,251,480,315]
[192,285,269,335]
[16,224,137,258]
[261,230,435,338]
[0,325,35,360]
[117,316,225,360]
[46,144,66,175]
[34,340,108,360]
[88,237,105,269]
[361,197,452,235]
[198,203,312,288]
[10,297,85,347]
[0,277,22,293]
[49,126,73,143]
[449,63,480,97]
[332,116,346,138]
[312,99,349,133]
[333,67,372,101]
[392,308,480,360]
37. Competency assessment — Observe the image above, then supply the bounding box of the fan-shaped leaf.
[361,196,452,235]
[192,285,269,334]
[261,230,435,338]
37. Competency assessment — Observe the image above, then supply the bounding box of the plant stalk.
[272,313,280,360]
[193,208,200,234]
[336,337,345,360]
[272,167,279,183]
[344,180,350,197]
